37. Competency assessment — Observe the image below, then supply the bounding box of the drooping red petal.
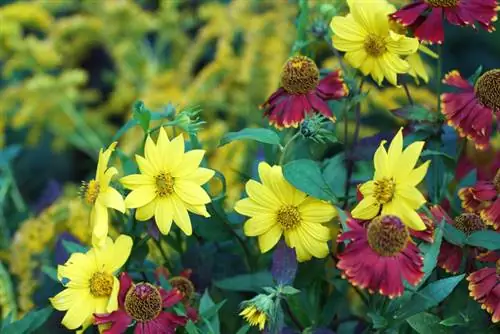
[477,251,500,263]
[437,241,464,274]
[461,0,499,31]
[315,70,349,100]
[410,214,435,243]
[442,70,474,89]
[118,272,133,308]
[399,242,425,286]
[308,93,334,120]
[94,310,132,334]
[430,205,454,225]
[415,7,445,44]
[481,198,500,230]
[162,288,184,308]
[390,1,429,26]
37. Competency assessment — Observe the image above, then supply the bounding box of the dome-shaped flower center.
[124,283,163,322]
[155,172,174,197]
[367,215,409,257]
[276,205,301,230]
[364,34,386,57]
[475,69,500,112]
[81,179,100,204]
[425,0,459,7]
[89,272,114,297]
[373,177,395,204]
[169,276,195,303]
[280,55,319,95]
[453,213,484,235]
[494,169,500,193]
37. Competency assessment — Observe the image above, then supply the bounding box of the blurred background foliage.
[0,0,499,333]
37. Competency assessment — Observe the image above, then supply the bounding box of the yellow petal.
[345,49,368,70]
[332,36,364,52]
[172,195,192,235]
[297,228,329,259]
[124,186,156,209]
[157,127,171,159]
[245,180,281,208]
[382,198,425,230]
[91,203,108,242]
[330,15,366,41]
[166,135,185,172]
[171,150,205,178]
[145,135,162,171]
[98,187,125,213]
[370,57,384,85]
[301,221,331,242]
[394,141,425,181]
[407,160,430,186]
[96,142,117,182]
[184,202,210,217]
[258,224,282,253]
[183,167,215,185]
[235,198,274,217]
[100,167,118,191]
[106,234,133,273]
[120,174,155,190]
[360,56,375,76]
[174,180,211,205]
[50,288,87,311]
[269,165,306,206]
[155,198,173,234]
[351,3,388,36]
[373,141,389,179]
[386,32,419,56]
[135,199,156,221]
[106,276,120,313]
[60,293,94,330]
[359,180,375,196]
[351,196,380,220]
[243,214,276,236]
[387,128,403,166]
[136,155,156,176]
[407,52,429,83]
[395,184,426,209]
[298,198,337,223]
[285,230,311,262]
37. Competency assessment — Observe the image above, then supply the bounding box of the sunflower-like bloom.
[330,0,419,86]
[121,127,214,236]
[261,55,348,129]
[81,142,125,247]
[467,251,500,323]
[240,306,267,331]
[94,273,189,334]
[235,162,337,262]
[390,0,498,44]
[431,205,485,273]
[460,169,500,230]
[352,128,430,230]
[337,215,424,298]
[49,235,133,332]
[441,69,500,150]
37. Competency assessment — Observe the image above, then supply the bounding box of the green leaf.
[420,150,455,162]
[214,272,273,292]
[415,221,444,288]
[367,312,388,329]
[235,324,250,334]
[2,307,52,334]
[407,312,450,334]
[41,266,58,282]
[394,274,465,320]
[218,128,281,147]
[185,320,200,334]
[442,223,466,246]
[468,65,483,84]
[284,159,335,201]
[322,154,346,199]
[466,230,500,250]
[392,105,437,122]
[199,290,224,334]
[440,314,468,327]
[62,239,88,254]
[280,286,300,295]
[0,145,22,167]
[133,101,152,133]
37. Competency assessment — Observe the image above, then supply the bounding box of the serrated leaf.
[466,230,500,250]
[218,128,280,147]
[214,272,273,292]
[284,159,335,201]
[394,275,465,320]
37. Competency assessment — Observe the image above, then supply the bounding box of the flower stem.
[279,132,301,166]
[402,82,414,106]
[437,44,443,113]
[154,238,174,273]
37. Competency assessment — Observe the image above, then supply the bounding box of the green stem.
[154,238,174,273]
[279,132,301,166]
[402,82,414,105]
[437,44,443,113]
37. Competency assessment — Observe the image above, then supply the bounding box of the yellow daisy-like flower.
[330,0,419,86]
[81,142,125,247]
[120,127,214,236]
[352,128,430,230]
[240,305,267,331]
[49,235,132,332]
[235,162,337,262]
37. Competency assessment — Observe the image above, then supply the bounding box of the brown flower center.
[169,276,195,303]
[280,55,319,95]
[373,177,395,204]
[367,215,409,257]
[475,69,500,112]
[425,0,459,7]
[276,205,301,230]
[89,272,114,297]
[364,34,386,57]
[453,213,484,235]
[155,172,174,197]
[81,179,100,204]
[493,169,500,193]
[124,283,163,322]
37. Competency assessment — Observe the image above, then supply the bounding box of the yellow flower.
[81,142,125,247]
[330,0,419,86]
[352,128,430,230]
[121,127,214,235]
[235,162,336,262]
[239,305,267,331]
[49,235,132,332]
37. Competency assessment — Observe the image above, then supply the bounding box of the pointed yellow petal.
[50,288,86,311]
[243,215,276,236]
[135,199,156,221]
[184,202,210,217]
[166,135,185,172]
[396,141,426,182]
[171,150,205,178]
[155,198,173,234]
[145,135,162,171]
[60,293,93,330]
[96,142,117,182]
[359,180,375,196]
[351,196,380,220]
[157,127,170,154]
[106,276,120,313]
[382,198,425,230]
[407,160,430,186]
[106,234,133,273]
[235,198,273,217]
[124,186,156,209]
[285,230,311,262]
[386,33,419,56]
[174,180,211,205]
[172,195,192,235]
[98,187,125,213]
[136,155,157,176]
[120,174,155,190]
[395,184,426,209]
[297,228,329,259]
[245,180,281,208]
[100,167,118,191]
[330,15,366,41]
[183,167,215,185]
[301,221,331,242]
[387,128,403,167]
[298,198,337,223]
[91,203,108,242]
[257,224,282,253]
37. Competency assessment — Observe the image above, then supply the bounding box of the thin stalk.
[402,82,414,105]
[437,44,443,113]
[154,238,174,273]
[4,165,27,213]
[279,132,301,165]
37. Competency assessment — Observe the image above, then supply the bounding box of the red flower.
[460,169,500,230]
[441,70,500,150]
[261,55,348,129]
[431,205,485,273]
[94,273,188,334]
[456,143,500,181]
[390,0,498,44]
[467,251,500,323]
[411,214,436,243]
[337,215,424,298]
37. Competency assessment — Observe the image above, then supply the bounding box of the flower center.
[89,272,114,297]
[280,55,319,95]
[155,172,174,197]
[367,215,409,257]
[494,169,500,193]
[276,205,301,230]
[373,177,395,204]
[169,276,195,303]
[453,213,484,235]
[425,0,459,7]
[124,283,163,322]
[364,34,386,57]
[81,179,100,204]
[475,69,500,112]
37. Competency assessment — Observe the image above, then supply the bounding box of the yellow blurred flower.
[240,305,267,331]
